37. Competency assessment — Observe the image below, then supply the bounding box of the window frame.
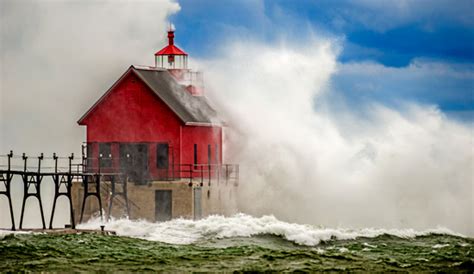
[156,143,169,169]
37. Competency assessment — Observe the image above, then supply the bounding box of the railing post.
[81,143,87,159]
[225,164,228,184]
[108,153,112,172]
[126,154,130,174]
[190,164,193,185]
[98,154,102,175]
[53,153,58,173]
[6,150,15,230]
[7,150,12,171]
[37,153,43,174]
[208,164,211,186]
[69,153,74,174]
[200,165,203,186]
[172,156,175,181]
[22,153,27,172]
[82,154,86,173]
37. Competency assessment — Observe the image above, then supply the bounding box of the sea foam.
[0,230,31,240]
[77,213,464,246]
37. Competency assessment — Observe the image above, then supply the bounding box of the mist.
[1,0,180,155]
[199,38,474,235]
[0,0,180,228]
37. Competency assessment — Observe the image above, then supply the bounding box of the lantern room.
[155,26,188,69]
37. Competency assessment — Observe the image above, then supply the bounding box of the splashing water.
[77,214,464,246]
[198,39,474,235]
[2,215,472,272]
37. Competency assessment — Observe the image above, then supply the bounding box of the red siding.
[82,72,182,143]
[80,70,223,179]
[182,126,222,165]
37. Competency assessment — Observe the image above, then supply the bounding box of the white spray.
[76,214,464,246]
[198,38,473,235]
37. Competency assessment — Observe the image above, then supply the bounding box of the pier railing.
[80,156,239,186]
[0,151,239,231]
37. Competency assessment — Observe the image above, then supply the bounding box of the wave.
[0,230,31,240]
[77,214,464,246]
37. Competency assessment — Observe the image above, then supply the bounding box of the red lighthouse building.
[74,28,238,222]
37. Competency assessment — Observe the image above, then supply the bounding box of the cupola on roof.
[154,26,188,69]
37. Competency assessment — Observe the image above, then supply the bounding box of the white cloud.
[330,59,474,116]
[341,59,474,78]
[339,0,474,32]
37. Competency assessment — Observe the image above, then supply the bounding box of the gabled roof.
[78,65,222,126]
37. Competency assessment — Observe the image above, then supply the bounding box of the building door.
[119,143,149,184]
[155,190,172,221]
[194,187,202,220]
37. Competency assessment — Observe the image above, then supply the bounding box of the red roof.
[155,30,188,56]
[155,45,187,56]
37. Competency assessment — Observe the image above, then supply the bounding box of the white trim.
[185,122,220,127]
[133,65,166,71]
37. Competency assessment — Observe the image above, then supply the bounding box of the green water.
[0,233,472,272]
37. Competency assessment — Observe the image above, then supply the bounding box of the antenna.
[168,22,175,32]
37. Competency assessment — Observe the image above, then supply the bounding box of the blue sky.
[171,0,473,119]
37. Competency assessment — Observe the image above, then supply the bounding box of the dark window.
[207,144,211,165]
[156,143,169,169]
[119,143,148,184]
[86,143,92,158]
[215,144,219,165]
[99,143,112,168]
[194,144,198,166]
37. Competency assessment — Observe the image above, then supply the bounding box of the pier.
[0,151,123,231]
[0,151,239,231]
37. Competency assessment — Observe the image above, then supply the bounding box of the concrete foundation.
[72,179,238,223]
